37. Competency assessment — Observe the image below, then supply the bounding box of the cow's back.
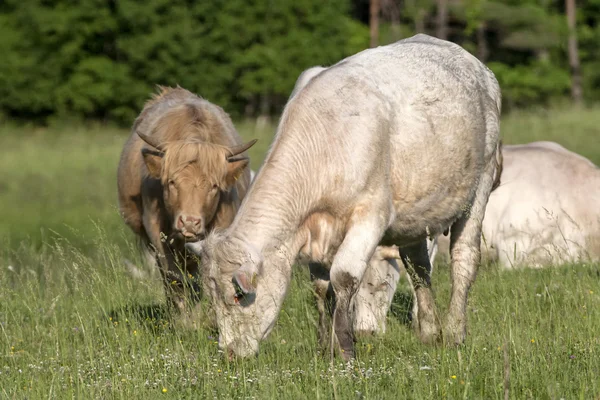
[290,34,500,241]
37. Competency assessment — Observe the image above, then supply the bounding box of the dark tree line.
[0,0,598,126]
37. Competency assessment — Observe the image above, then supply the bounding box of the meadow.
[1,106,599,399]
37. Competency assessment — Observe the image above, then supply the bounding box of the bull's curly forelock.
[161,141,230,185]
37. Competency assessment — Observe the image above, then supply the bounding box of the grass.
[1,106,599,399]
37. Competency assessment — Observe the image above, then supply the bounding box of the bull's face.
[161,161,221,241]
[138,132,257,242]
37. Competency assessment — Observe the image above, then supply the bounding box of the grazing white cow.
[290,65,437,337]
[187,34,502,359]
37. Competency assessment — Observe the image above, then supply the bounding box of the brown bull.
[117,86,256,312]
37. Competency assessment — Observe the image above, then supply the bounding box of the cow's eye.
[232,280,245,304]
[168,180,175,187]
[233,293,243,304]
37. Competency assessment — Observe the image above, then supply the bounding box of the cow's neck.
[227,147,315,341]
[230,141,315,257]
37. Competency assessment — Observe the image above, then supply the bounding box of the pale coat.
[188,34,502,359]
[481,141,599,266]
[117,86,255,312]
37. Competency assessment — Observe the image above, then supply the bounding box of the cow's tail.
[491,139,503,192]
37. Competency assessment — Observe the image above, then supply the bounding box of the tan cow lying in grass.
[117,86,256,313]
[432,142,600,268]
[187,34,502,359]
[451,141,599,267]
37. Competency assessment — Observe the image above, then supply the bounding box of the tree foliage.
[0,0,597,125]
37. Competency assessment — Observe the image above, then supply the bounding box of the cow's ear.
[232,262,258,295]
[142,148,164,179]
[185,240,203,256]
[225,157,249,188]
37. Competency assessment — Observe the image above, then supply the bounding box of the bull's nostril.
[177,215,185,229]
[184,216,202,227]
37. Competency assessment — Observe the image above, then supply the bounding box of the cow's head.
[353,246,402,336]
[138,130,257,242]
[186,233,266,358]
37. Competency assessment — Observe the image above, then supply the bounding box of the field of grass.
[1,106,599,399]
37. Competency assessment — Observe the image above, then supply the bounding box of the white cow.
[188,34,502,359]
[480,141,600,267]
[291,65,433,337]
[355,140,600,331]
[353,239,439,336]
[433,142,600,268]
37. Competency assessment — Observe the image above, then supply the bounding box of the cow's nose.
[185,215,202,227]
[177,214,203,236]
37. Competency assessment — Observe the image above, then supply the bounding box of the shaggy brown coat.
[117,86,256,311]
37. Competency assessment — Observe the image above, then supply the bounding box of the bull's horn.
[136,129,164,151]
[378,246,401,260]
[227,139,258,159]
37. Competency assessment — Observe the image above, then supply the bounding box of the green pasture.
[0,106,599,399]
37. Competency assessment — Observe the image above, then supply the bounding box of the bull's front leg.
[143,214,189,314]
[156,244,189,313]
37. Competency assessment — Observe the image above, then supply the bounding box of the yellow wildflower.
[162,388,167,393]
[530,339,535,343]
[451,375,456,379]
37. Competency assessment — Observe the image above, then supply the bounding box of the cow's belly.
[381,127,486,245]
[381,171,480,246]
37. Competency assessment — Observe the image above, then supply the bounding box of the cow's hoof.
[339,347,355,361]
[417,320,442,345]
[443,317,467,346]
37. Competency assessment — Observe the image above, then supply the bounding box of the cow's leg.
[143,214,188,313]
[330,214,386,361]
[406,236,440,334]
[445,159,497,345]
[353,254,401,336]
[308,263,335,352]
[400,240,441,344]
